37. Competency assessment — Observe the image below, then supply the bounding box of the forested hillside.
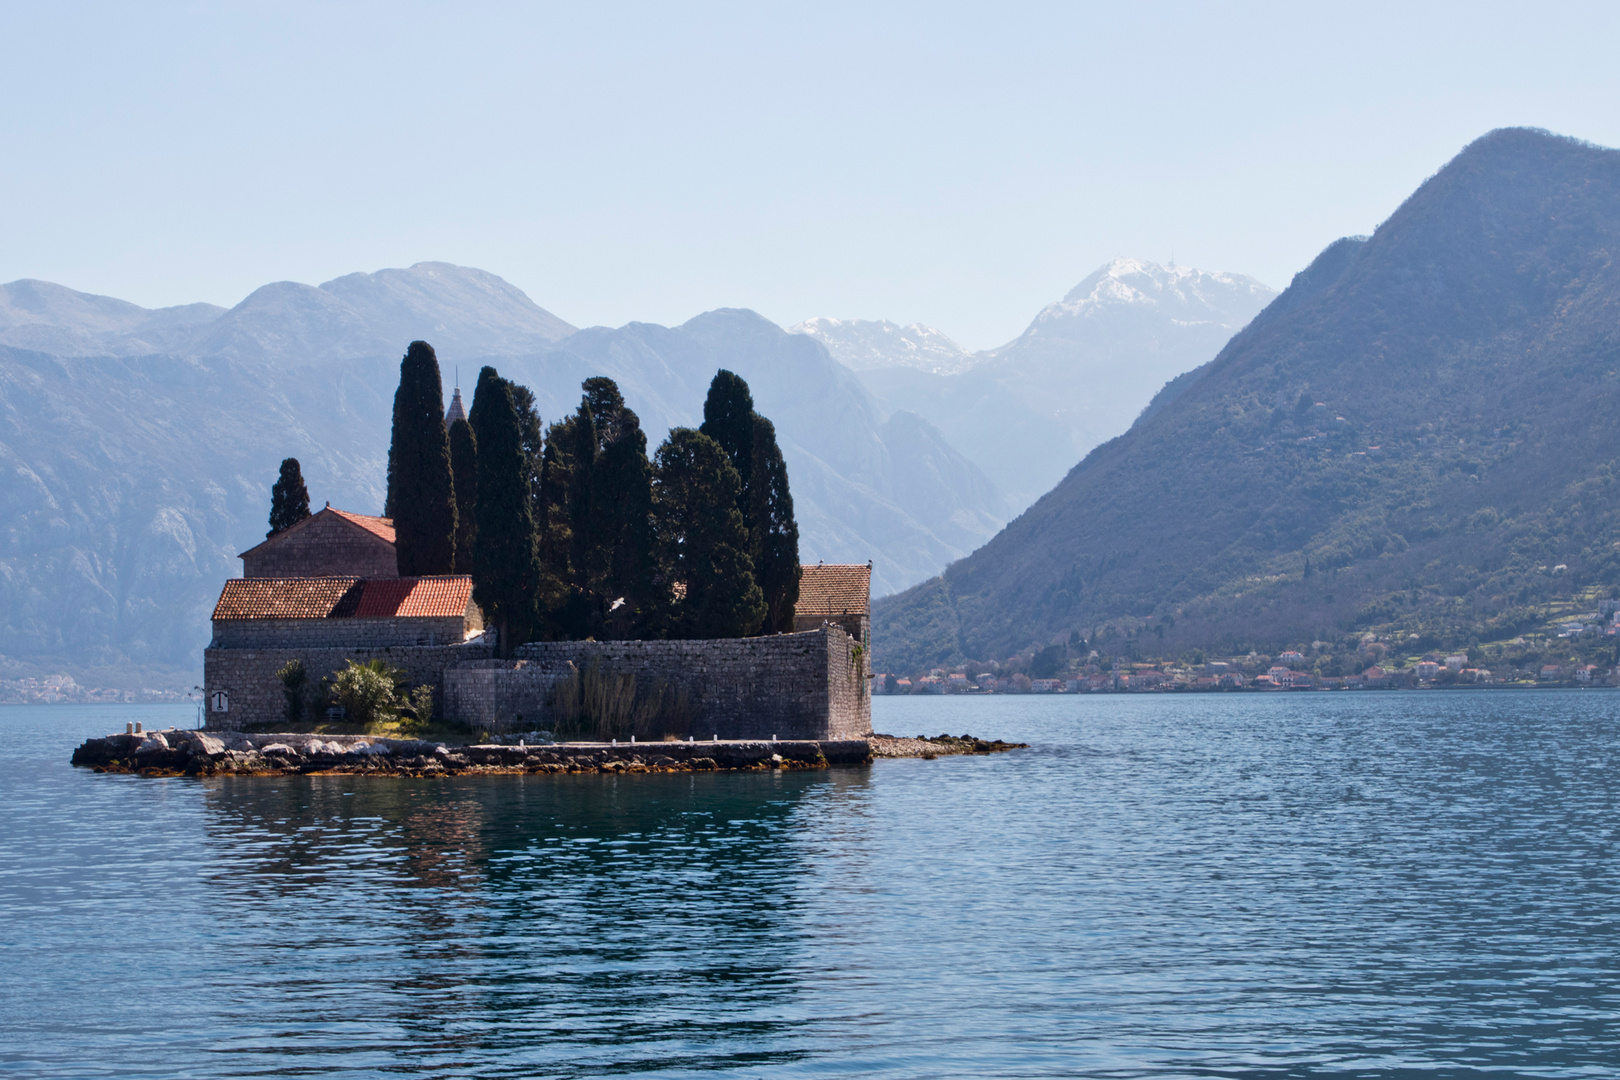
[875,128,1620,672]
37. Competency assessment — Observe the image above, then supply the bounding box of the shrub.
[331,659,408,727]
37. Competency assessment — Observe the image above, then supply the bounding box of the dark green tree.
[448,418,477,573]
[267,457,311,537]
[653,428,766,639]
[385,340,457,576]
[510,383,546,525]
[468,367,551,654]
[748,415,800,632]
[699,369,756,514]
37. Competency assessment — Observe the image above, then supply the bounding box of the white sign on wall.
[210,691,229,713]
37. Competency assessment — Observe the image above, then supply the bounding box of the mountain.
[803,260,1276,510]
[500,310,1007,595]
[0,267,1005,687]
[790,318,976,375]
[873,128,1620,673]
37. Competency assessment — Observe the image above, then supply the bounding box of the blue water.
[3,692,1619,1078]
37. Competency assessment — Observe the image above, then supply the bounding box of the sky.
[3,2,1619,351]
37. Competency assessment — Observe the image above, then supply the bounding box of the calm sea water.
[2,692,1619,1078]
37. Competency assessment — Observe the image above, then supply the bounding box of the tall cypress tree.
[468,367,549,654]
[699,369,756,512]
[577,378,657,638]
[653,428,765,639]
[448,419,477,573]
[385,340,457,576]
[267,457,312,538]
[749,415,800,632]
[509,383,546,526]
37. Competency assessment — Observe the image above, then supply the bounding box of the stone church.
[203,498,871,739]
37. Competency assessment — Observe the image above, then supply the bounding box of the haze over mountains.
[0,263,1022,686]
[875,128,1620,673]
[796,260,1276,509]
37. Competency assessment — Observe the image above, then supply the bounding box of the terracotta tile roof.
[355,577,473,618]
[213,577,362,620]
[212,576,472,621]
[237,505,395,559]
[797,563,871,618]
[326,508,396,545]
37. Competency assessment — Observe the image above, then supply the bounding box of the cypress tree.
[448,418,477,573]
[385,340,457,576]
[749,415,800,632]
[468,367,552,654]
[510,383,546,525]
[700,369,756,511]
[267,457,312,538]
[653,428,765,639]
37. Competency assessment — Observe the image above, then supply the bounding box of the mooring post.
[126,722,134,734]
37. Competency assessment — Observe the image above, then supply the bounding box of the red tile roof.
[354,577,473,618]
[213,576,472,621]
[797,563,871,618]
[213,577,361,620]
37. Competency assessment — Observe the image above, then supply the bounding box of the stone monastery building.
[203,504,871,739]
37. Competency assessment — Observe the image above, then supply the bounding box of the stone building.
[793,562,871,643]
[203,504,873,738]
[204,574,491,727]
[238,505,398,579]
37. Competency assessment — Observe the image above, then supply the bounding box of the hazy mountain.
[790,317,976,374]
[874,128,1620,672]
[0,280,225,357]
[815,259,1276,510]
[0,267,1006,687]
[500,310,1008,595]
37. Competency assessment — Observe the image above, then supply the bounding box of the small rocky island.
[73,351,1028,780]
[70,727,1024,777]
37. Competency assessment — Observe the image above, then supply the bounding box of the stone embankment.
[70,729,1024,777]
[71,729,874,777]
[869,733,1029,758]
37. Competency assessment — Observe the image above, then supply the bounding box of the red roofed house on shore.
[204,505,491,726]
[793,562,871,644]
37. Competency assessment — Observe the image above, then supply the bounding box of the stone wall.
[444,627,872,740]
[203,638,495,730]
[244,515,397,578]
[213,616,470,650]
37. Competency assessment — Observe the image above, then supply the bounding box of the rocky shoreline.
[69,728,1024,777]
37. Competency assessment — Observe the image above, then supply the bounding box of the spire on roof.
[445,386,467,425]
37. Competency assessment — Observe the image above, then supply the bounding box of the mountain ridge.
[873,126,1620,673]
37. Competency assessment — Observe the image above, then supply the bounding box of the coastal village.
[875,630,1620,695]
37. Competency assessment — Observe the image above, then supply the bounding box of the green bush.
[331,659,408,727]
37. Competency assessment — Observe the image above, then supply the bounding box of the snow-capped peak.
[790,317,976,375]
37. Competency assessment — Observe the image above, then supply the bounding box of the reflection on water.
[4,696,1620,1077]
[193,770,848,1076]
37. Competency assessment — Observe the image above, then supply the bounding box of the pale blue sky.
[2,2,1617,349]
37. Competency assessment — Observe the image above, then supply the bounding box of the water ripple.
[3,693,1619,1077]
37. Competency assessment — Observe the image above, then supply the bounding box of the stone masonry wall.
[213,617,469,650]
[204,639,496,730]
[443,627,872,739]
[244,515,397,578]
